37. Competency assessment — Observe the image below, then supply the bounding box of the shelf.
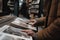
[29,9,39,13]
[28,0,40,14]
[29,4,39,5]
[8,4,14,7]
[29,8,39,10]
[32,0,40,4]
[8,0,14,4]
[10,8,14,11]
[29,5,39,7]
[29,6,39,10]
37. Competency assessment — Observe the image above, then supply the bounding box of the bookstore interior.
[0,0,60,40]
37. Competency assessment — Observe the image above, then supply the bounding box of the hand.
[22,30,35,36]
[29,19,37,26]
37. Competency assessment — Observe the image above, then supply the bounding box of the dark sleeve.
[36,18,60,40]
[32,33,39,40]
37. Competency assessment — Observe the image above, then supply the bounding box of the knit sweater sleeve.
[35,18,60,40]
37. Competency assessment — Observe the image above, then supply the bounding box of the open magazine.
[0,32,32,40]
[10,17,37,31]
[14,17,29,23]
[0,25,32,40]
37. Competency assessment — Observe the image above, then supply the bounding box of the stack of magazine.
[0,15,15,24]
[0,17,37,40]
[0,25,32,40]
[10,17,37,31]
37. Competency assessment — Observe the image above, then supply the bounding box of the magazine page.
[0,32,32,40]
[0,25,32,40]
[11,18,37,30]
[14,17,29,23]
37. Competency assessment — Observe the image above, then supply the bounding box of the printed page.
[0,25,32,40]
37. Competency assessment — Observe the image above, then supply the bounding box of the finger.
[27,32,34,36]
[22,30,27,33]
[22,30,30,33]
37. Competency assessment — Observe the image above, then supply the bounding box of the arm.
[29,17,46,26]
[36,18,60,40]
[33,17,46,26]
[35,17,46,22]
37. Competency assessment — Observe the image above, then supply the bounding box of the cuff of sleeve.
[32,33,39,40]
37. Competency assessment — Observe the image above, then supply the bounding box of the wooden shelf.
[28,0,39,14]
